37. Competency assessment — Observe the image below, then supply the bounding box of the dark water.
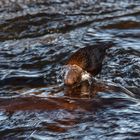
[0,0,140,139]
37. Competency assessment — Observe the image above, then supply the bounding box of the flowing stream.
[0,0,140,139]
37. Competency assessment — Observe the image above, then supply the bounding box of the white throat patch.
[81,71,91,81]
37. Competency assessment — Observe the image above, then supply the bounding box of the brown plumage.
[63,43,113,86]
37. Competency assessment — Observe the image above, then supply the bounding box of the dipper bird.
[62,43,113,86]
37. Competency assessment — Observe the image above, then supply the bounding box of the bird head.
[61,64,83,86]
[61,64,91,86]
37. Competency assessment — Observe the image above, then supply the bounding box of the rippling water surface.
[0,0,140,139]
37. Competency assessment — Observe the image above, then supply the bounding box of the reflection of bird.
[62,43,113,86]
